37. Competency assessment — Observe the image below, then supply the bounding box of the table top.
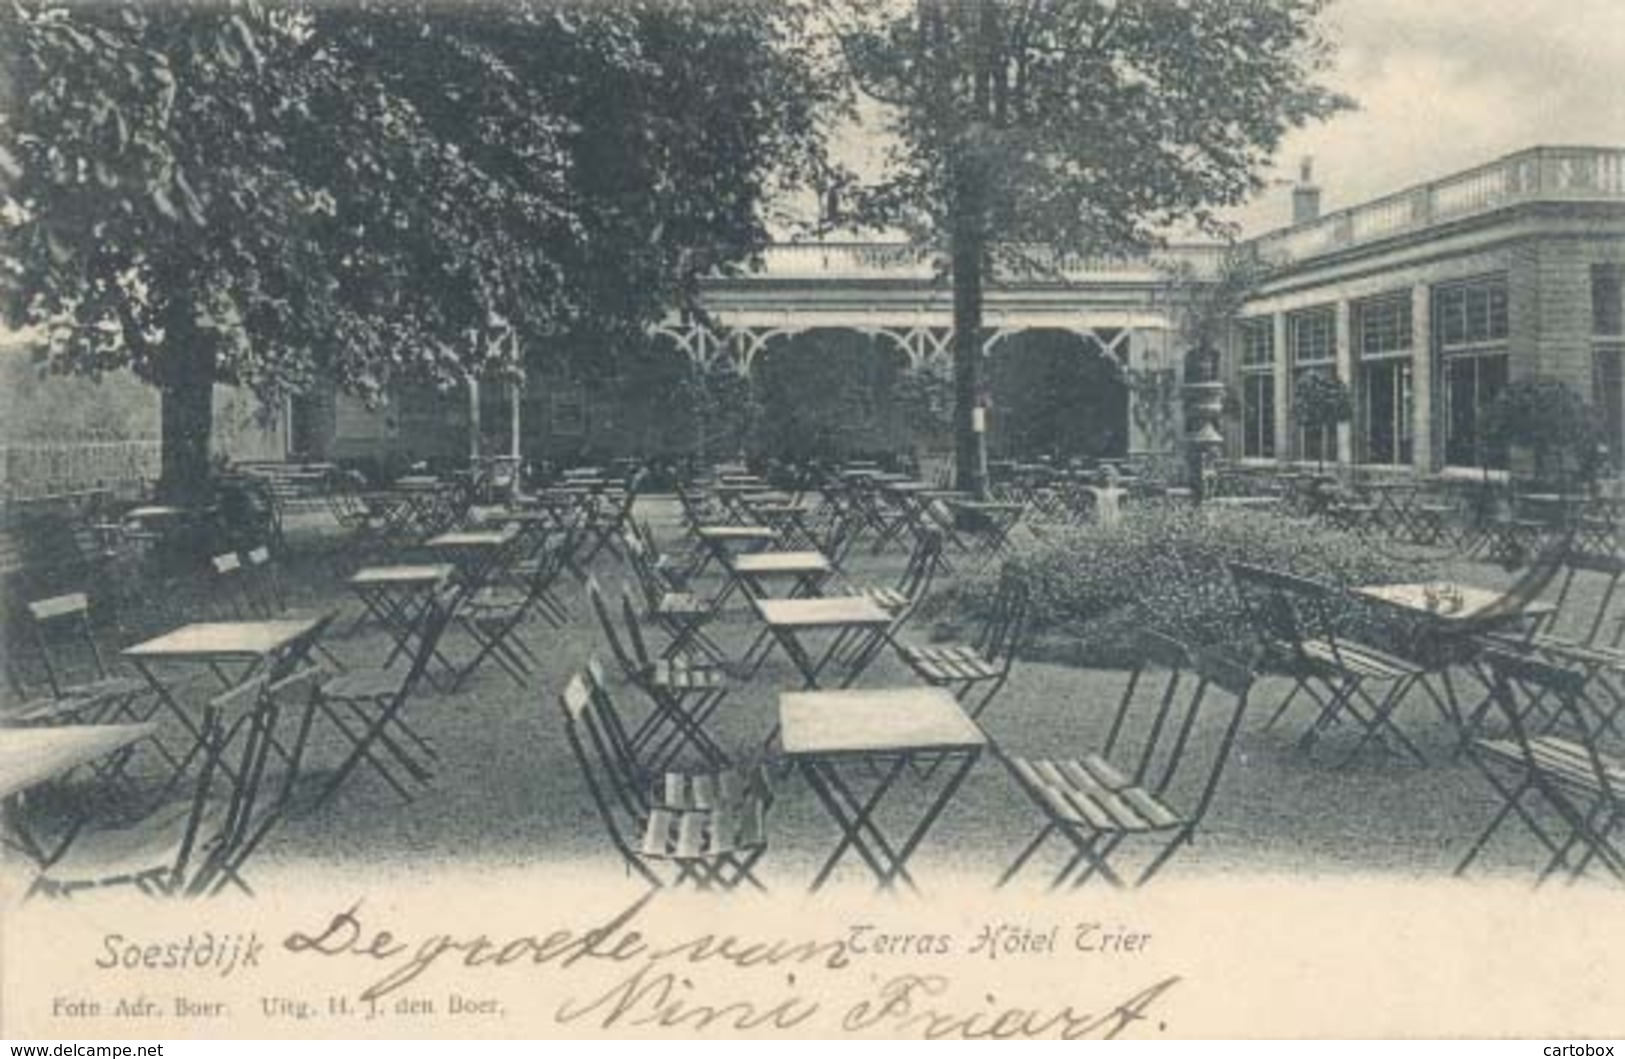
[882,480,929,493]
[1355,582,1555,624]
[755,595,891,629]
[124,618,321,660]
[1211,495,1280,508]
[349,563,456,586]
[0,723,160,801]
[697,525,779,541]
[948,499,1025,513]
[125,505,186,520]
[731,551,832,575]
[427,528,515,548]
[780,687,986,757]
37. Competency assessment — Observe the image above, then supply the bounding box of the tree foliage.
[1484,377,1608,485]
[832,0,1349,249]
[827,0,1351,493]
[0,0,838,492]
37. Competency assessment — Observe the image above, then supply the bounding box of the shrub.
[930,500,1426,666]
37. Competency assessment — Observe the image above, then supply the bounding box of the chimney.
[1292,156,1321,225]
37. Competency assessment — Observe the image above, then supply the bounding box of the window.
[1357,293,1412,356]
[1436,277,1510,469]
[1289,307,1337,461]
[1354,293,1413,465]
[1362,361,1413,465]
[1240,317,1274,368]
[1238,318,1275,459]
[1435,279,1508,348]
[1595,265,1623,337]
[1288,307,1335,366]
[1594,347,1624,474]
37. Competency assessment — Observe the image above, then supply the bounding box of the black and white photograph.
[1,0,1623,1042]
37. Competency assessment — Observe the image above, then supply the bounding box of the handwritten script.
[282,894,1180,1039]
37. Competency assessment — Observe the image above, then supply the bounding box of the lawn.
[3,499,1565,895]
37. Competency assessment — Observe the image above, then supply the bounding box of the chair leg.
[996,822,1054,888]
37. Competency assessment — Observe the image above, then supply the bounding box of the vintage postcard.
[2,0,1624,1042]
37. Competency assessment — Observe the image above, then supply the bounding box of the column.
[509,381,522,460]
[1335,299,1354,465]
[1410,283,1433,472]
[467,376,481,462]
[1271,312,1291,462]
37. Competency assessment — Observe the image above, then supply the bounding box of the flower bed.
[928,500,1428,667]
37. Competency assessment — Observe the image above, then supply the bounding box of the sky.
[822,0,1625,240]
[1225,0,1625,234]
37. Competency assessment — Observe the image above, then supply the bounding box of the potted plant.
[1483,378,1608,492]
[1292,371,1352,474]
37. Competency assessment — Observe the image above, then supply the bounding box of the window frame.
[1434,275,1510,470]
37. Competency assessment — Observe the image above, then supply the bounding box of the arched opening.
[988,329,1129,462]
[752,329,912,461]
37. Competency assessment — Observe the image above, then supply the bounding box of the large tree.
[833,0,1350,495]
[0,0,835,499]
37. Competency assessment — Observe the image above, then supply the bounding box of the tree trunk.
[157,307,217,505]
[951,201,989,499]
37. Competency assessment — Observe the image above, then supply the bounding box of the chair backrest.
[897,528,944,597]
[1095,629,1190,781]
[557,671,657,885]
[165,703,230,893]
[211,551,258,619]
[1112,631,1255,825]
[818,506,861,568]
[977,576,1030,671]
[623,536,668,614]
[1226,561,1331,654]
[25,591,110,695]
[1479,647,1617,805]
[675,487,714,532]
[880,530,944,637]
[618,587,657,670]
[242,544,286,614]
[268,608,340,683]
[1547,548,1625,649]
[394,588,460,699]
[583,657,650,788]
[585,576,639,678]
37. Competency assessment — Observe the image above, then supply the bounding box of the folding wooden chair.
[623,528,727,663]
[1481,549,1625,740]
[993,632,1255,889]
[188,666,324,897]
[451,538,565,689]
[893,576,1028,721]
[583,657,773,820]
[242,544,289,617]
[1457,648,1625,885]
[1228,562,1432,767]
[29,706,230,900]
[579,471,645,568]
[844,528,943,617]
[830,529,943,668]
[207,552,255,620]
[13,593,165,781]
[309,587,460,806]
[584,577,731,771]
[557,671,768,891]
